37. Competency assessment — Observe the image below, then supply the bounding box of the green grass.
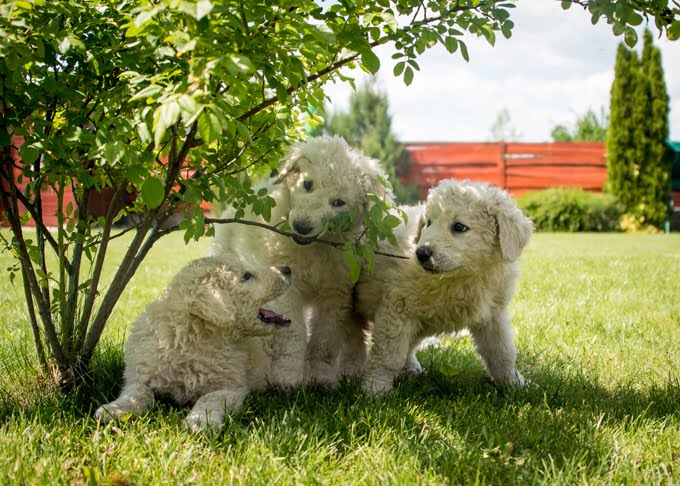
[0,232,678,484]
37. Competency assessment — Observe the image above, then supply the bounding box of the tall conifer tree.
[606,30,670,229]
[640,29,670,228]
[322,80,421,204]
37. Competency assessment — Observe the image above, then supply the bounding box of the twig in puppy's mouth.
[258,308,292,326]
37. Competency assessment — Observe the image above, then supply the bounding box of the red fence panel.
[404,142,607,198]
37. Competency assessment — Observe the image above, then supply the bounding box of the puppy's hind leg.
[306,300,352,387]
[268,292,307,389]
[95,382,154,422]
[337,313,369,378]
[470,310,526,387]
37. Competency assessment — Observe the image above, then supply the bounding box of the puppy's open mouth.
[292,235,316,246]
[258,308,291,327]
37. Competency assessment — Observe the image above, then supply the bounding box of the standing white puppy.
[357,179,534,393]
[213,136,393,385]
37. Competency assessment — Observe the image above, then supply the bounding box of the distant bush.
[516,188,624,232]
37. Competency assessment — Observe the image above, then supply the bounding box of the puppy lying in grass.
[357,179,534,393]
[95,256,293,433]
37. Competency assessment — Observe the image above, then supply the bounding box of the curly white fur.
[212,136,393,386]
[357,179,534,393]
[95,256,293,433]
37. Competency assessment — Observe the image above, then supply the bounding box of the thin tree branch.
[21,265,48,373]
[77,182,126,347]
[0,150,68,369]
[159,217,410,260]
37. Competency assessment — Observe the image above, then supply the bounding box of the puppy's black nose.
[293,221,313,235]
[279,266,291,277]
[416,246,433,263]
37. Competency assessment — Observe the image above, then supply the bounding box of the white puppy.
[95,256,292,433]
[213,136,392,385]
[357,179,534,393]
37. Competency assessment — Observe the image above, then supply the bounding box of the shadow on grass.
[1,340,677,481]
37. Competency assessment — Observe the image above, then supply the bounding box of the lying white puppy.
[357,179,534,393]
[95,256,293,432]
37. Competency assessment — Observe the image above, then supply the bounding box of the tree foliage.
[561,1,680,45]
[606,30,670,230]
[0,0,519,386]
[318,79,421,204]
[551,108,608,142]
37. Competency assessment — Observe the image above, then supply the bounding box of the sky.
[322,2,680,143]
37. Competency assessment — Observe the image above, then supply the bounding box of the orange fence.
[403,142,607,197]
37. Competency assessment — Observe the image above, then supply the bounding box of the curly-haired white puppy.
[357,179,534,393]
[213,136,392,386]
[95,256,292,433]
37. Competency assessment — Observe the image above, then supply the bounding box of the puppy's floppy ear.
[273,153,304,184]
[188,271,236,324]
[413,215,426,245]
[494,196,534,261]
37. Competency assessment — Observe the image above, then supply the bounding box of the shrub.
[516,188,624,232]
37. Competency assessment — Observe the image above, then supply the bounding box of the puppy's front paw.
[95,403,132,423]
[361,376,393,395]
[403,356,423,376]
[183,409,224,434]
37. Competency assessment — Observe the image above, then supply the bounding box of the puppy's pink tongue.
[258,308,291,326]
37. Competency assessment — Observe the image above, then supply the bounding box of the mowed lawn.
[0,231,678,484]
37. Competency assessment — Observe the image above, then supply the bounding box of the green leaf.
[130,84,163,102]
[198,110,223,144]
[383,214,402,229]
[19,145,40,165]
[153,101,180,147]
[444,36,458,54]
[624,28,638,47]
[393,61,405,77]
[404,66,414,86]
[178,95,203,125]
[178,0,213,20]
[343,245,362,283]
[127,166,147,186]
[141,177,165,209]
[561,1,571,9]
[361,50,381,74]
[382,12,398,33]
[103,141,126,164]
[668,22,680,41]
[459,41,470,62]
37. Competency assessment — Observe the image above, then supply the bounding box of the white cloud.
[322,2,680,142]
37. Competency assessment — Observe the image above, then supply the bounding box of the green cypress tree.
[606,44,641,213]
[322,79,421,204]
[640,29,670,228]
[606,32,670,230]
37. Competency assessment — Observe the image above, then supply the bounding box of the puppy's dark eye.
[331,199,346,207]
[240,272,252,282]
[303,180,313,192]
[452,222,469,233]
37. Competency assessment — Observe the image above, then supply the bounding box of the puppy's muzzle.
[416,246,433,264]
[416,246,439,273]
[292,220,313,235]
